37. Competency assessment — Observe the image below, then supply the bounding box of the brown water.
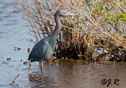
[1,58,126,88]
[27,60,126,88]
[0,0,126,88]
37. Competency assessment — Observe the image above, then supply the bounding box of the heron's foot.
[41,75,45,83]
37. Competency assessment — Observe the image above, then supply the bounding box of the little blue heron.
[28,9,76,81]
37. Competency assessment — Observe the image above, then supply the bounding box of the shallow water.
[0,0,126,88]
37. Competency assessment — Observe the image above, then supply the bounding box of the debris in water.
[23,61,28,65]
[27,48,30,53]
[19,64,22,66]
[7,57,11,61]
[9,74,20,85]
[14,47,21,51]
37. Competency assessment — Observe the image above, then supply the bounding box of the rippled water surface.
[0,0,126,88]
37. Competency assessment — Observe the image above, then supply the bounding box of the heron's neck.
[52,14,61,37]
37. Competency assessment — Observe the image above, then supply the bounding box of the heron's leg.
[28,61,31,68]
[41,61,45,83]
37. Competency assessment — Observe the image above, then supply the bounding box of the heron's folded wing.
[29,40,49,61]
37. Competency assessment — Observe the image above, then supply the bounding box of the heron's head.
[55,9,77,17]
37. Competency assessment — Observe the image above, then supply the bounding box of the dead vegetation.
[14,0,126,62]
[9,74,20,85]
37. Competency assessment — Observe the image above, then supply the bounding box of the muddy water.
[28,60,126,88]
[0,0,126,88]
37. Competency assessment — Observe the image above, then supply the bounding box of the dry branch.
[9,74,20,85]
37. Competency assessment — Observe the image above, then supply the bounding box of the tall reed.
[15,0,126,61]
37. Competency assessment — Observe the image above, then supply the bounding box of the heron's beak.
[65,12,78,16]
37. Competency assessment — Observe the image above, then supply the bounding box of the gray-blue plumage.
[28,34,56,62]
[28,9,76,62]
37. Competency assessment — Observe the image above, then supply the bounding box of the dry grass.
[13,0,126,61]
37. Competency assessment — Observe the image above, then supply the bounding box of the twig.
[9,74,20,85]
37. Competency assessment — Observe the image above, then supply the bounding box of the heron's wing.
[29,40,49,61]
